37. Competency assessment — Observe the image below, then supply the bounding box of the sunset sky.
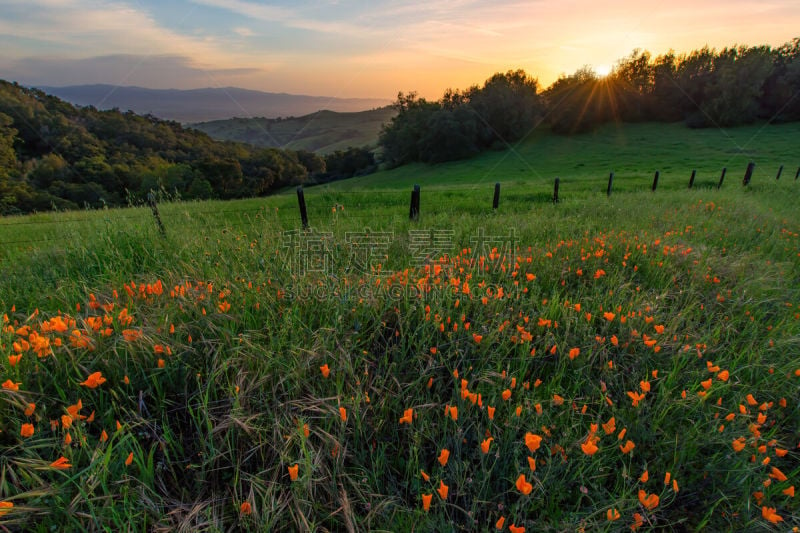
[1,0,797,99]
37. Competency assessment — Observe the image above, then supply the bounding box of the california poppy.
[606,508,620,521]
[0,501,12,517]
[438,449,450,467]
[761,506,783,523]
[320,364,330,378]
[288,463,299,481]
[620,440,635,454]
[508,523,525,533]
[399,408,413,425]
[581,438,599,456]
[2,379,20,391]
[437,480,448,499]
[515,474,533,495]
[50,456,72,469]
[525,432,542,453]
[638,489,659,510]
[125,452,134,466]
[80,371,107,389]
[480,438,493,454]
[421,493,432,511]
[240,501,252,515]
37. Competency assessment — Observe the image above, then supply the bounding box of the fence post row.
[688,169,696,189]
[553,178,560,204]
[743,162,755,186]
[147,191,166,237]
[652,171,659,192]
[776,165,783,180]
[717,167,726,190]
[296,186,309,228]
[796,166,800,180]
[607,172,614,196]
[409,184,420,221]
[493,183,501,210]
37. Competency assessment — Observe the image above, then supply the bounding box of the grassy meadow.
[0,122,799,531]
[192,107,396,154]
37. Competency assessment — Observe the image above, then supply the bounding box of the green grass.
[192,107,397,154]
[0,122,798,531]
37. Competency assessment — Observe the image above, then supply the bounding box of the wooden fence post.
[147,191,166,237]
[717,167,726,189]
[553,178,560,204]
[688,169,696,189]
[493,182,500,210]
[743,162,755,186]
[409,184,420,221]
[776,165,783,180]
[296,186,309,228]
[795,166,799,180]
[607,172,614,196]
[651,171,659,192]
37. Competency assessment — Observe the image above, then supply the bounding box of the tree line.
[379,38,800,165]
[0,80,374,214]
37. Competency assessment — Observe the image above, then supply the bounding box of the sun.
[595,64,611,77]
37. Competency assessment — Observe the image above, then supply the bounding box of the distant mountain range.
[36,85,391,123]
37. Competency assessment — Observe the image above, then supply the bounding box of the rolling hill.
[37,84,391,123]
[191,107,397,154]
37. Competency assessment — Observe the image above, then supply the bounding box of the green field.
[0,122,798,531]
[192,107,396,154]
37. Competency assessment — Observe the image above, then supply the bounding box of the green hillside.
[192,107,397,154]
[0,121,798,531]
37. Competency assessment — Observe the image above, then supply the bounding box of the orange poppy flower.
[420,469,430,481]
[782,486,794,497]
[125,452,134,466]
[639,470,649,483]
[761,506,783,523]
[620,440,635,454]
[288,463,299,481]
[50,456,72,469]
[399,408,413,425]
[602,417,616,435]
[638,489,659,510]
[515,474,533,495]
[508,523,525,533]
[770,467,788,482]
[502,389,512,401]
[0,501,13,517]
[480,438,493,454]
[552,394,564,406]
[568,347,580,360]
[473,334,483,344]
[437,480,449,499]
[320,364,330,378]
[240,501,252,515]
[421,493,432,512]
[24,402,36,416]
[606,508,620,521]
[496,516,506,529]
[581,438,599,456]
[2,379,20,391]
[339,407,347,422]
[527,456,536,471]
[603,312,615,321]
[20,423,34,438]
[80,371,107,389]
[438,449,450,466]
[525,432,542,453]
